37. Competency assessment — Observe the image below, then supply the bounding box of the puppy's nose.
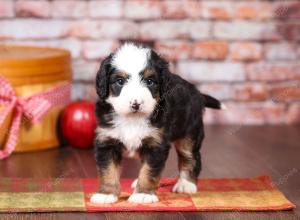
[131,102,141,111]
[130,99,143,112]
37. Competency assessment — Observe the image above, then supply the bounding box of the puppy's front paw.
[90,193,118,204]
[128,193,159,203]
[131,179,138,189]
[172,178,197,194]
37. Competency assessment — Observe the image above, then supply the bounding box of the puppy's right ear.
[95,54,113,100]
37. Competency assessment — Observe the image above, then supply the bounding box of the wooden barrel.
[0,45,72,153]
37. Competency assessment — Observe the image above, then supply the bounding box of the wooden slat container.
[0,45,72,152]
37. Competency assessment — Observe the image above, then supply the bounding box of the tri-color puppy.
[91,43,224,204]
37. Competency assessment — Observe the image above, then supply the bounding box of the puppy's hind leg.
[172,133,204,194]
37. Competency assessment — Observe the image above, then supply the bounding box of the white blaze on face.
[108,43,157,117]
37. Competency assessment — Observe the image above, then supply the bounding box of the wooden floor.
[1,125,300,220]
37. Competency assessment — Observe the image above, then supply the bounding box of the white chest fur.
[97,116,160,155]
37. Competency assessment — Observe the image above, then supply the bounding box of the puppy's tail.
[202,94,226,110]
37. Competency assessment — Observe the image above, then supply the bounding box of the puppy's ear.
[149,50,170,98]
[96,54,113,100]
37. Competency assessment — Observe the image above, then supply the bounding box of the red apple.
[61,101,97,148]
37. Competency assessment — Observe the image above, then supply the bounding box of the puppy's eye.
[145,79,155,86]
[116,78,125,86]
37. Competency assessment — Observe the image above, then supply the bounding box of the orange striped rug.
[0,176,295,212]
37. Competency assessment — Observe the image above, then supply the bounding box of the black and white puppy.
[91,43,224,204]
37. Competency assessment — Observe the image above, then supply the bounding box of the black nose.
[131,102,140,111]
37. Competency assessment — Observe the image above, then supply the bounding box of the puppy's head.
[96,43,169,117]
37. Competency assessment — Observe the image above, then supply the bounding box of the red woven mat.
[0,176,295,212]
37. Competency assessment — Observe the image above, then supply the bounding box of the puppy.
[91,43,224,204]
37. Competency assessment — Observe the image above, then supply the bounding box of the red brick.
[69,20,138,39]
[154,41,191,61]
[269,83,300,102]
[72,60,99,82]
[140,20,188,39]
[162,0,201,18]
[46,39,82,59]
[72,83,97,101]
[199,83,233,101]
[189,21,212,39]
[0,19,70,39]
[246,62,300,82]
[82,40,119,59]
[177,61,245,83]
[274,1,300,20]
[277,22,300,40]
[207,103,285,125]
[214,103,265,125]
[192,41,228,60]
[89,0,122,18]
[124,0,161,20]
[0,0,14,17]
[265,42,298,60]
[202,1,233,20]
[264,104,286,124]
[52,0,87,18]
[287,103,300,124]
[16,0,50,18]
[213,21,280,40]
[230,42,262,61]
[233,83,268,101]
[140,20,210,40]
[235,2,272,20]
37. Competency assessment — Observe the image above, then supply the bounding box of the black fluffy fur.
[94,46,222,197]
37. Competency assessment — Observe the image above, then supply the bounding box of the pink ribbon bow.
[0,76,71,159]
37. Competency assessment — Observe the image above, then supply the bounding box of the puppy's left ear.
[150,50,171,98]
[95,54,113,100]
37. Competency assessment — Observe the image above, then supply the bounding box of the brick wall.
[0,0,300,125]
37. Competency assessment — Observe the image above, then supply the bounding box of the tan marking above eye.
[116,72,129,78]
[143,69,155,78]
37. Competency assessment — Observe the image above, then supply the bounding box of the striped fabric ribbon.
[0,76,71,160]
